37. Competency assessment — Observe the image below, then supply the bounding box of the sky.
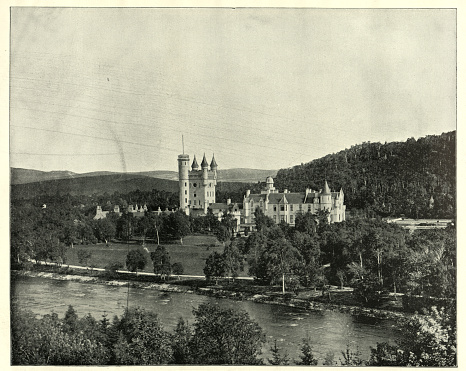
[9,7,456,173]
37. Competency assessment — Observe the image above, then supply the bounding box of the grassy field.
[66,235,227,276]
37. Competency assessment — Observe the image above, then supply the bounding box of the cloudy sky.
[10,7,456,173]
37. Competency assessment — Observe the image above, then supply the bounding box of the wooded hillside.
[274,131,455,218]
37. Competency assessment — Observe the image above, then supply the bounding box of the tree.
[150,245,171,280]
[189,303,265,365]
[268,339,290,365]
[259,235,302,294]
[93,218,116,246]
[253,208,275,232]
[213,225,231,246]
[340,345,365,366]
[163,211,191,244]
[78,222,97,245]
[77,248,92,269]
[203,252,226,284]
[113,307,173,365]
[172,318,192,364]
[11,307,109,365]
[296,335,318,365]
[125,249,147,275]
[352,273,383,306]
[171,262,184,280]
[368,307,456,366]
[222,240,244,280]
[105,260,123,278]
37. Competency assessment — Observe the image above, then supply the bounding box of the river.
[11,275,400,363]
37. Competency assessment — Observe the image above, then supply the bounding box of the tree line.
[11,302,456,366]
[203,209,456,305]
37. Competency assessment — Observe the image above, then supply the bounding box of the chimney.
[246,190,250,197]
[227,198,231,205]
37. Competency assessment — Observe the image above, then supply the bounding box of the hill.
[11,174,178,199]
[11,167,276,185]
[274,131,456,219]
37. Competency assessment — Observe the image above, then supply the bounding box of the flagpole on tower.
[182,135,185,155]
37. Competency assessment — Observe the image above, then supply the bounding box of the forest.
[274,131,455,218]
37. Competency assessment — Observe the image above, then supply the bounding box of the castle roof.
[322,180,331,195]
[245,189,341,205]
[247,192,308,204]
[210,154,218,169]
[191,155,199,170]
[201,153,209,168]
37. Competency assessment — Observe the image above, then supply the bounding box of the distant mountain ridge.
[11,167,277,185]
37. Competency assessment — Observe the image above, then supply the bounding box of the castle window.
[280,205,284,211]
[290,215,294,224]
[193,183,197,187]
[299,204,302,211]
[280,215,284,222]
[290,205,293,211]
[185,182,187,186]
[273,215,276,222]
[194,194,197,198]
[185,198,187,203]
[199,200,201,205]
[308,205,311,211]
[185,190,187,195]
[285,205,288,211]
[209,183,212,187]
[273,205,277,212]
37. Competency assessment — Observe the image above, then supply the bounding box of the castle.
[242,177,346,227]
[178,152,346,229]
[178,153,218,216]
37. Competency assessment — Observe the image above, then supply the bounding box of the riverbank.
[11,269,410,322]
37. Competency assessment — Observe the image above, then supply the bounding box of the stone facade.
[242,177,346,227]
[178,153,218,215]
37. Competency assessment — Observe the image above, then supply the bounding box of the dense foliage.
[12,302,455,366]
[12,303,266,365]
[222,210,456,302]
[274,131,455,218]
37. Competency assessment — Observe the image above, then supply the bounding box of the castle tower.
[178,154,190,214]
[265,176,276,193]
[210,154,218,178]
[191,155,199,171]
[201,153,209,186]
[320,180,332,210]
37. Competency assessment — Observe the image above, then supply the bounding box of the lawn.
[66,235,228,276]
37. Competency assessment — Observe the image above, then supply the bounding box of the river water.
[11,275,400,363]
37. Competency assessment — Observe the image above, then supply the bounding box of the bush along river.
[11,272,402,362]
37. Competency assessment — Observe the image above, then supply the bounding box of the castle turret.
[210,154,218,171]
[201,153,209,185]
[320,180,332,210]
[178,154,190,214]
[191,155,199,171]
[265,176,276,193]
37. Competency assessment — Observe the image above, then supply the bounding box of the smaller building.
[94,203,161,220]
[209,199,242,232]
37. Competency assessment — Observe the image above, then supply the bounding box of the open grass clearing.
[67,235,233,276]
